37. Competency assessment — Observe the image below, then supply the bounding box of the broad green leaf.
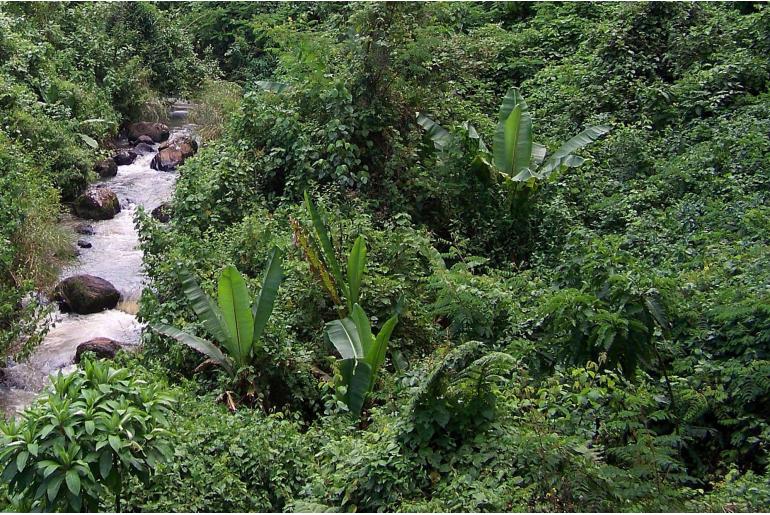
[324,318,363,361]
[255,80,290,93]
[65,469,81,496]
[416,112,452,150]
[108,435,121,452]
[99,451,112,479]
[218,265,254,364]
[368,314,399,382]
[305,192,345,297]
[77,133,98,149]
[494,87,532,175]
[16,451,28,473]
[339,359,372,415]
[346,237,366,310]
[350,303,373,354]
[532,142,547,167]
[537,125,611,178]
[47,474,64,502]
[151,323,232,372]
[252,247,283,345]
[179,269,231,345]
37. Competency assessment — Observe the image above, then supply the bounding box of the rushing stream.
[0,102,194,416]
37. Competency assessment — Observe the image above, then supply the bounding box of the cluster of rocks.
[151,133,198,172]
[50,121,195,365]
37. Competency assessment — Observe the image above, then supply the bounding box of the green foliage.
[325,303,398,415]
[152,248,283,375]
[0,360,174,512]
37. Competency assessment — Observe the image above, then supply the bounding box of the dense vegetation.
[3,2,770,511]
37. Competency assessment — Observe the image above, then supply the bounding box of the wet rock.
[75,223,95,235]
[75,337,122,363]
[93,158,117,178]
[54,275,121,314]
[77,239,92,249]
[151,134,198,171]
[133,142,156,154]
[113,149,137,166]
[73,186,121,220]
[127,122,169,143]
[137,135,155,145]
[151,202,172,223]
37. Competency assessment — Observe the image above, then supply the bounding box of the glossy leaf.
[179,269,230,345]
[252,247,283,345]
[218,265,254,364]
[416,112,452,150]
[346,237,366,312]
[537,125,611,178]
[325,317,364,361]
[339,359,372,415]
[151,323,232,372]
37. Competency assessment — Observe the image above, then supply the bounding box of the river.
[0,102,194,416]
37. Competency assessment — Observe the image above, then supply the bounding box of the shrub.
[0,360,174,512]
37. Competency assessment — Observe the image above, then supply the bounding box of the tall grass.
[187,78,242,141]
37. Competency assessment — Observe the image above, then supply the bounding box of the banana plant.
[417,87,611,186]
[324,303,399,414]
[151,248,283,374]
[293,191,366,315]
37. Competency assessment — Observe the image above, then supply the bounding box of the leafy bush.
[0,360,174,512]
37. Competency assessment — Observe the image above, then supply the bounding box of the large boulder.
[113,149,137,166]
[151,202,172,223]
[127,122,169,143]
[54,275,121,314]
[75,337,122,363]
[133,142,156,154]
[93,158,117,178]
[73,186,121,220]
[151,134,198,171]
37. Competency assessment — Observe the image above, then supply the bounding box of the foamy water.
[1,105,194,416]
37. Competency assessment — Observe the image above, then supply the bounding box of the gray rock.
[113,150,137,166]
[151,134,198,171]
[127,122,169,143]
[151,202,172,223]
[93,158,117,178]
[133,142,156,154]
[75,223,95,235]
[54,275,121,314]
[75,337,123,363]
[77,239,92,249]
[73,186,121,220]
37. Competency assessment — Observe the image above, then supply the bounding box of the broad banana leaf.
[252,247,283,346]
[324,317,364,361]
[350,303,373,352]
[218,265,254,365]
[179,269,230,346]
[304,191,347,301]
[494,87,533,175]
[367,314,398,384]
[77,133,98,149]
[531,143,547,168]
[416,113,452,151]
[255,80,290,94]
[471,152,495,182]
[339,359,372,415]
[537,125,611,178]
[346,237,366,311]
[151,323,232,372]
[512,167,537,182]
